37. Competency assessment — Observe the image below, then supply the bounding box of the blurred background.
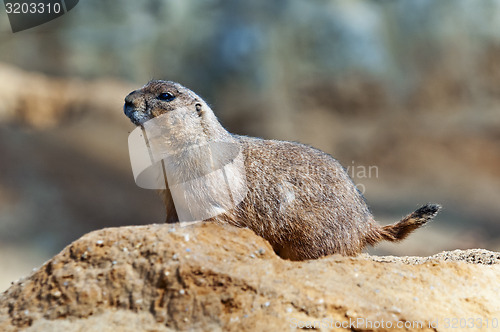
[1,0,500,291]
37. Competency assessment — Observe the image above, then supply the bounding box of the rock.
[0,223,499,331]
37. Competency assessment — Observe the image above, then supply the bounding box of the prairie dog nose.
[124,91,143,108]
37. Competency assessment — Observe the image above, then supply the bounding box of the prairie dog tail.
[380,204,441,242]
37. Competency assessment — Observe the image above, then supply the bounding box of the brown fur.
[124,80,441,261]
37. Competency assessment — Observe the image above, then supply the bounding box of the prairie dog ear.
[195,103,203,115]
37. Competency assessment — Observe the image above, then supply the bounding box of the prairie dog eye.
[158,92,176,101]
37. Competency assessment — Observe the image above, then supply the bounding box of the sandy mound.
[1,223,498,331]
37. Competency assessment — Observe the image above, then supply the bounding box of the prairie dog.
[124,80,441,260]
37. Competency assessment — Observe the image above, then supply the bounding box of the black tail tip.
[414,203,442,219]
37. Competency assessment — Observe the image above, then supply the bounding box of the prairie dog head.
[124,80,229,146]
